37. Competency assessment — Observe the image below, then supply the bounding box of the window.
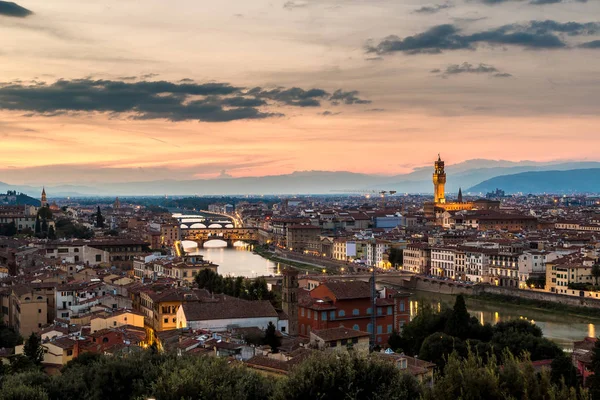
[367,323,373,333]
[102,337,109,343]
[341,339,348,345]
[173,318,176,323]
[38,309,42,314]
[321,312,327,321]
[301,308,305,317]
[400,302,405,312]
[314,312,318,321]
[74,248,79,253]
[67,349,73,356]
[352,309,359,316]
[387,325,392,333]
[353,324,359,331]
[96,255,102,262]
[307,310,311,319]
[352,337,358,344]
[338,310,345,317]
[330,341,337,347]
[387,306,392,315]
[377,308,382,316]
[367,307,372,315]
[163,318,168,323]
[113,321,117,326]
[330,311,335,320]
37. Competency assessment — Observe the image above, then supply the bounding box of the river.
[187,244,282,278]
[409,290,599,350]
[189,245,598,349]
[177,211,597,349]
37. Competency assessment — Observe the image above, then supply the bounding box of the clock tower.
[433,154,446,204]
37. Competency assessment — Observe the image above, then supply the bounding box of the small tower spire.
[458,187,463,203]
[41,187,48,207]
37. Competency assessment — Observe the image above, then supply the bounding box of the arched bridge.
[174,214,236,229]
[182,228,259,248]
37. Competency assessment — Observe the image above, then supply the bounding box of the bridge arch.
[190,223,207,229]
[203,239,228,248]
[208,223,223,229]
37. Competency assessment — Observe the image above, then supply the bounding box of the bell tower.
[433,154,446,204]
[41,187,48,207]
[281,268,299,336]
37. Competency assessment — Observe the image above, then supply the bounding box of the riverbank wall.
[473,285,600,309]
[382,276,600,309]
[379,275,475,295]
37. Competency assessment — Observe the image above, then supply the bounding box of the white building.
[176,297,285,333]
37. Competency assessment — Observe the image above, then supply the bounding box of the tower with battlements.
[281,268,299,336]
[433,154,446,204]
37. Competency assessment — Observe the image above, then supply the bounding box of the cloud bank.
[367,20,600,55]
[0,79,371,122]
[0,1,33,17]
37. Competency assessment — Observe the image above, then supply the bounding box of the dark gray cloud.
[0,1,32,18]
[432,62,513,78]
[414,3,453,14]
[329,89,372,105]
[367,20,600,55]
[0,78,370,122]
[580,40,600,48]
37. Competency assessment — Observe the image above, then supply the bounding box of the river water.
[408,290,600,350]
[177,210,597,350]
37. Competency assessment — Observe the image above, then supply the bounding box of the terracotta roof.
[321,281,372,300]
[312,327,370,342]
[181,297,278,321]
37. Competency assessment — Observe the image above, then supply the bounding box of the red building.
[297,280,410,345]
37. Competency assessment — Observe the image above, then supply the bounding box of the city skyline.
[2,0,600,184]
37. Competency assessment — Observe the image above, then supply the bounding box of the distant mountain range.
[468,169,600,195]
[1,159,599,196]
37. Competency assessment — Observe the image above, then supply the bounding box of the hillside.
[467,169,600,194]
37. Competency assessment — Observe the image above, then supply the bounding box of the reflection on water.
[409,290,600,350]
[186,245,282,278]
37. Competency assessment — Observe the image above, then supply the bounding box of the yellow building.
[424,155,500,219]
[0,286,49,336]
[546,255,595,294]
[90,310,145,333]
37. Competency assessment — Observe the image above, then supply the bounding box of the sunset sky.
[1,0,600,185]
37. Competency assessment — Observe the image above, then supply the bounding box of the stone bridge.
[182,228,259,248]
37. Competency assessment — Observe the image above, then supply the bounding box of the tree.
[587,338,600,399]
[273,352,421,400]
[95,206,105,229]
[388,248,403,268]
[23,333,44,365]
[592,263,600,286]
[264,322,281,353]
[47,226,56,240]
[0,222,17,237]
[551,352,580,389]
[419,332,467,370]
[444,294,470,339]
[387,329,403,352]
[0,320,22,348]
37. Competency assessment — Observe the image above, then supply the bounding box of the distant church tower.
[114,197,121,209]
[458,187,463,203]
[281,268,299,336]
[433,154,446,204]
[41,187,48,207]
